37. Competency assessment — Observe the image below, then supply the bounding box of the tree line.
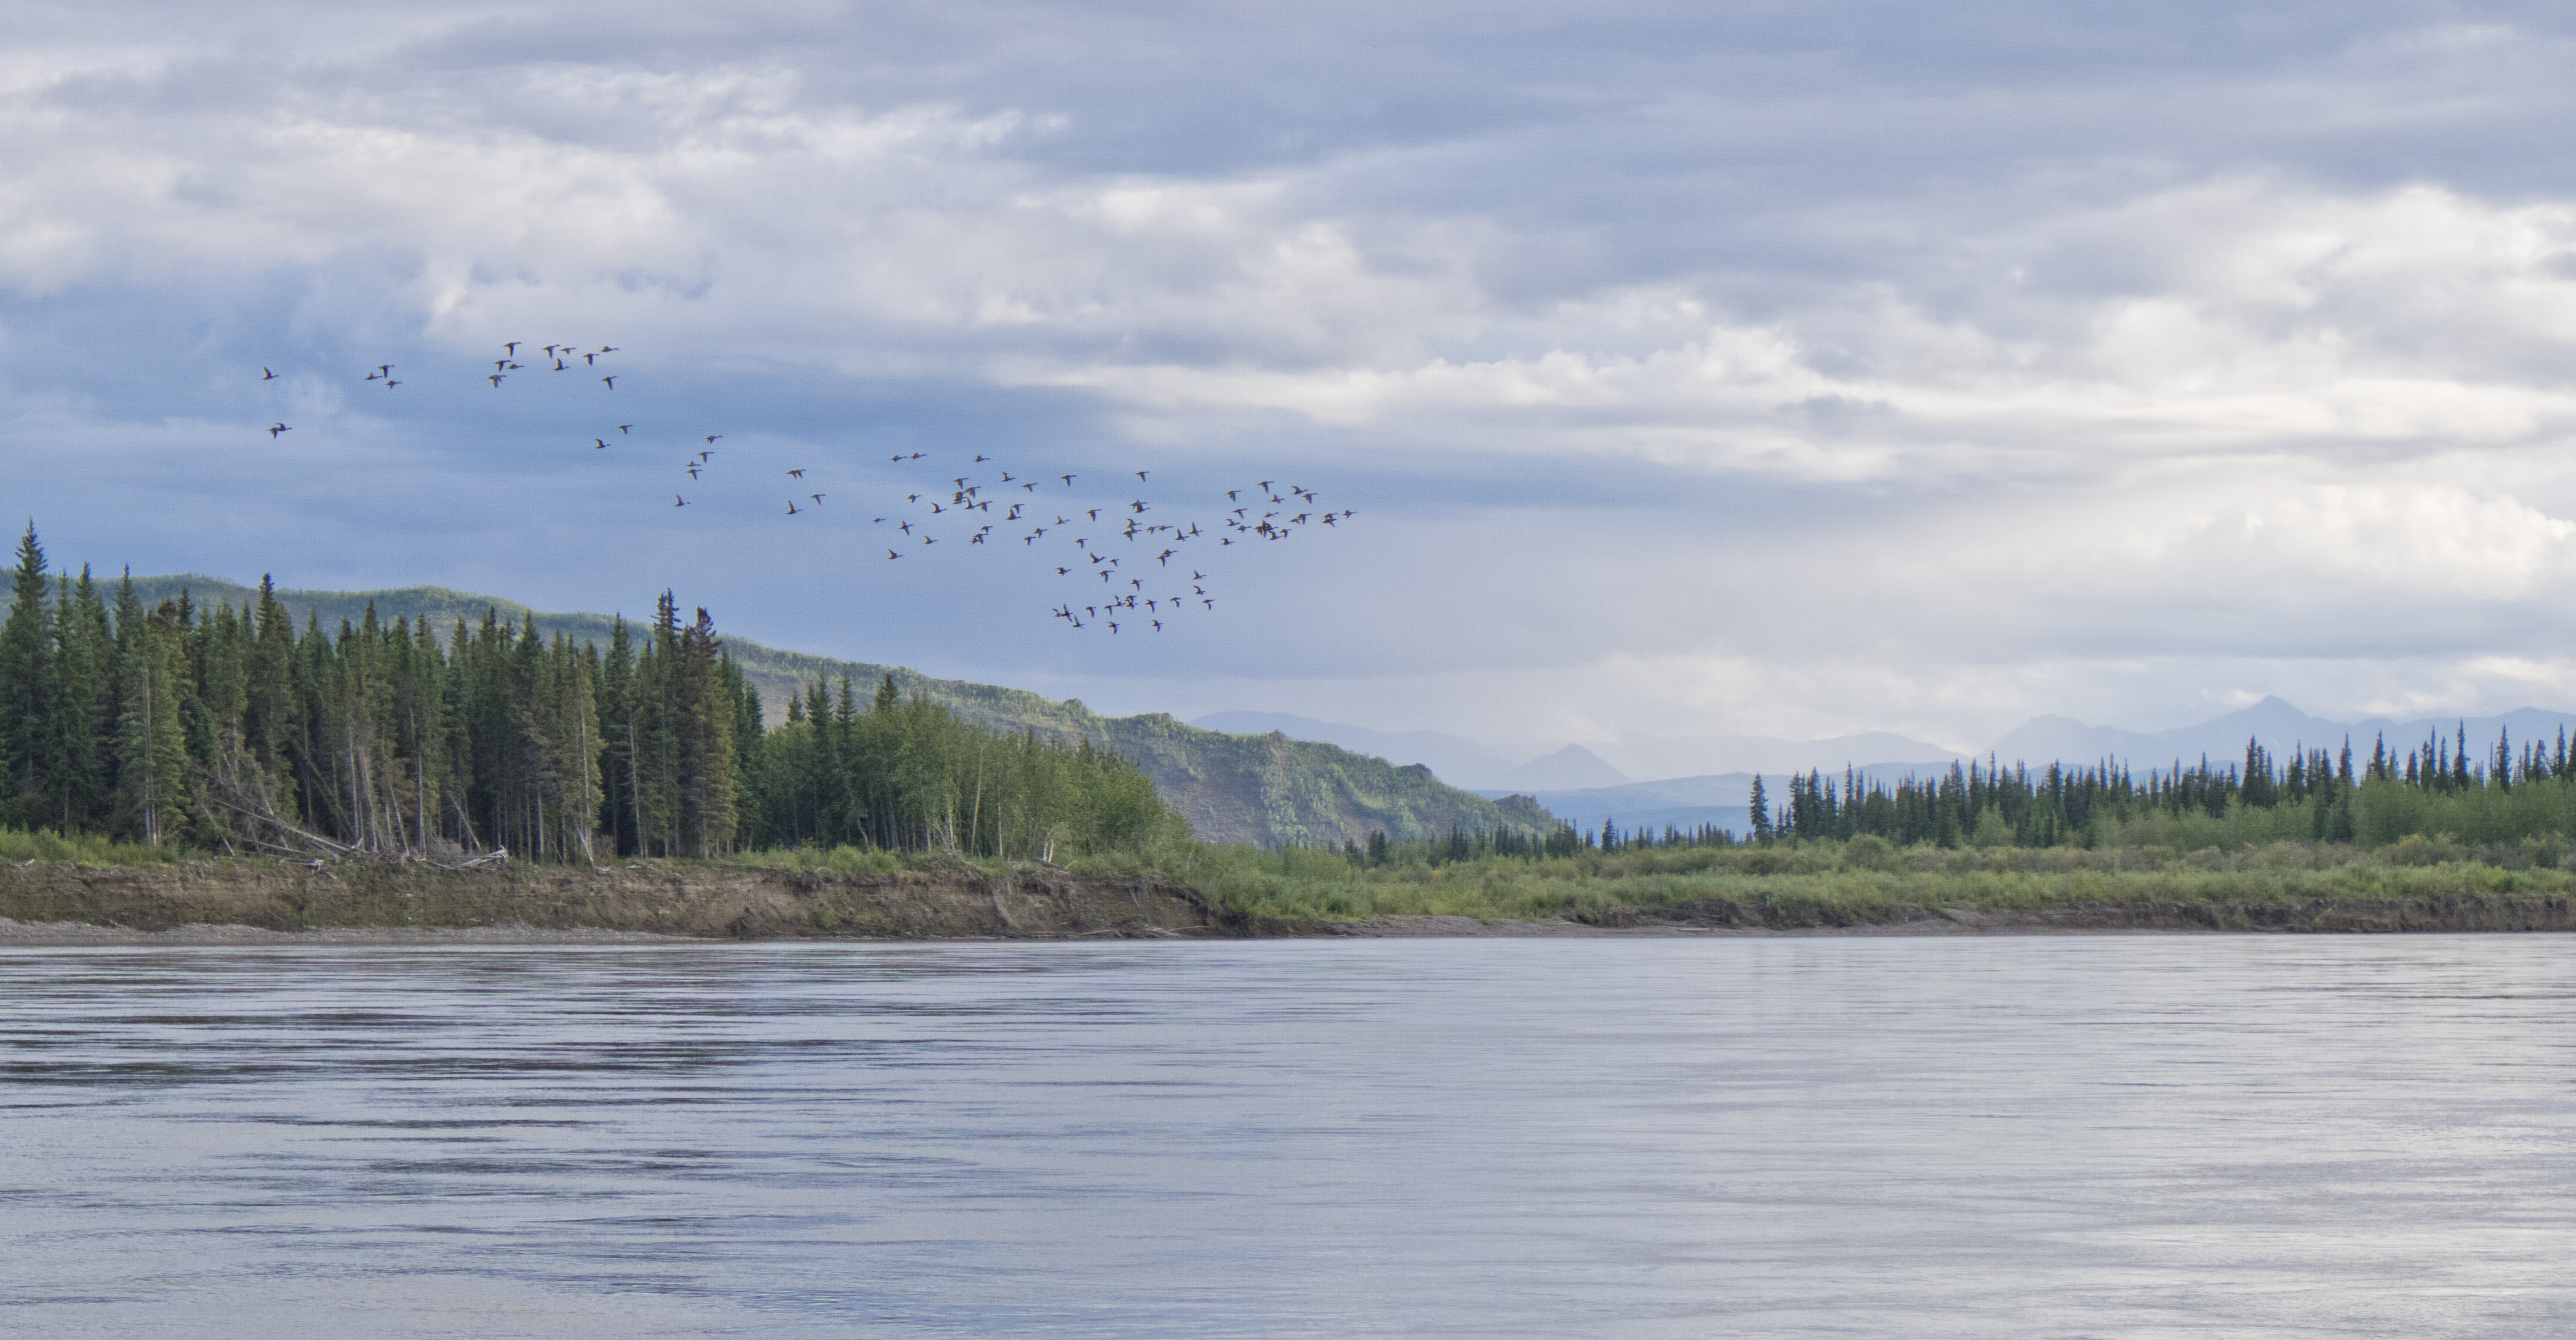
[0,527,1174,861]
[1754,725,2576,850]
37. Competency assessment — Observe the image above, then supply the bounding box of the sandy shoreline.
[0,918,710,947]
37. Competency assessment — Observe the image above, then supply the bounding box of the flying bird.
[1136,470,1149,481]
[787,469,805,478]
[1061,474,1075,485]
[490,374,506,387]
[503,342,519,355]
[261,367,276,380]
[601,376,616,389]
[674,495,689,507]
[268,423,289,437]
[706,435,722,443]
[810,493,824,503]
[786,501,800,515]
[888,549,902,559]
[617,424,632,434]
[595,438,610,449]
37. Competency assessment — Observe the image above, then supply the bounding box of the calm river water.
[3,935,2570,1337]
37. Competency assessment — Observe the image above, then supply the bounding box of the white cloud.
[9,1,2576,758]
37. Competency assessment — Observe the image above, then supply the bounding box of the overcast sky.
[5,1,2575,753]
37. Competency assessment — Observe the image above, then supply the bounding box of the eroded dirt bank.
[4,861,2572,942]
[0,860,1232,941]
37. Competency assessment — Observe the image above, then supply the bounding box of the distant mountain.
[1476,762,1955,838]
[1596,731,1965,780]
[1190,712,1958,788]
[124,575,1548,849]
[1985,696,2576,771]
[1499,744,1630,790]
[1189,711,1522,786]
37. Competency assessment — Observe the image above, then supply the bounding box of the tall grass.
[1156,836,2576,922]
[0,827,198,866]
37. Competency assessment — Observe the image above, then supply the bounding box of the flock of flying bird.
[256,343,1355,634]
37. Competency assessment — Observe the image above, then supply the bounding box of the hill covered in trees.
[46,558,1545,850]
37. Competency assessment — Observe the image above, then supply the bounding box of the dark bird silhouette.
[1056,567,1071,575]
[674,495,689,507]
[383,379,399,387]
[365,370,381,381]
[999,472,1013,482]
[1087,509,1100,520]
[618,424,632,434]
[899,521,912,534]
[261,366,276,380]
[908,452,924,459]
[788,469,805,478]
[888,549,902,559]
[601,376,616,389]
[599,346,618,354]
[1157,549,1175,565]
[922,536,937,544]
[489,374,506,387]
[1153,620,1162,632]
[503,341,519,355]
[553,359,568,371]
[268,423,289,437]
[706,435,721,444]
[595,438,610,449]
[1136,470,1149,481]
[975,454,989,462]
[810,493,824,503]
[544,344,559,358]
[686,466,701,479]
[697,450,713,463]
[1061,474,1076,485]
[786,501,800,515]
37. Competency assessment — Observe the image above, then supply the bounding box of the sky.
[5,0,2576,756]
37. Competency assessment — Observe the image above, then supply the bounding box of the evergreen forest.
[0,528,1175,863]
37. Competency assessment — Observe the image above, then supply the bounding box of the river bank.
[4,855,2573,942]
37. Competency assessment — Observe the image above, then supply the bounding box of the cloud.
[6,0,2576,758]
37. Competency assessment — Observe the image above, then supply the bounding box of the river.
[3,934,2569,1337]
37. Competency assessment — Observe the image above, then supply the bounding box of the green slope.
[123,574,1554,848]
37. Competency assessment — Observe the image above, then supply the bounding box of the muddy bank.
[0,860,1227,941]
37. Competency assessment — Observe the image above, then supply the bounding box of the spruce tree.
[0,524,52,821]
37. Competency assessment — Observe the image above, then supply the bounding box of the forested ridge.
[0,528,1173,862]
[106,570,1547,848]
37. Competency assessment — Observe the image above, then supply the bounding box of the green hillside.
[124,574,1554,848]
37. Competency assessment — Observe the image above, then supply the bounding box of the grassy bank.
[8,827,2574,936]
[1154,835,2576,925]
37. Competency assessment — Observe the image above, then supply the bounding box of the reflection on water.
[3,935,2571,1338]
